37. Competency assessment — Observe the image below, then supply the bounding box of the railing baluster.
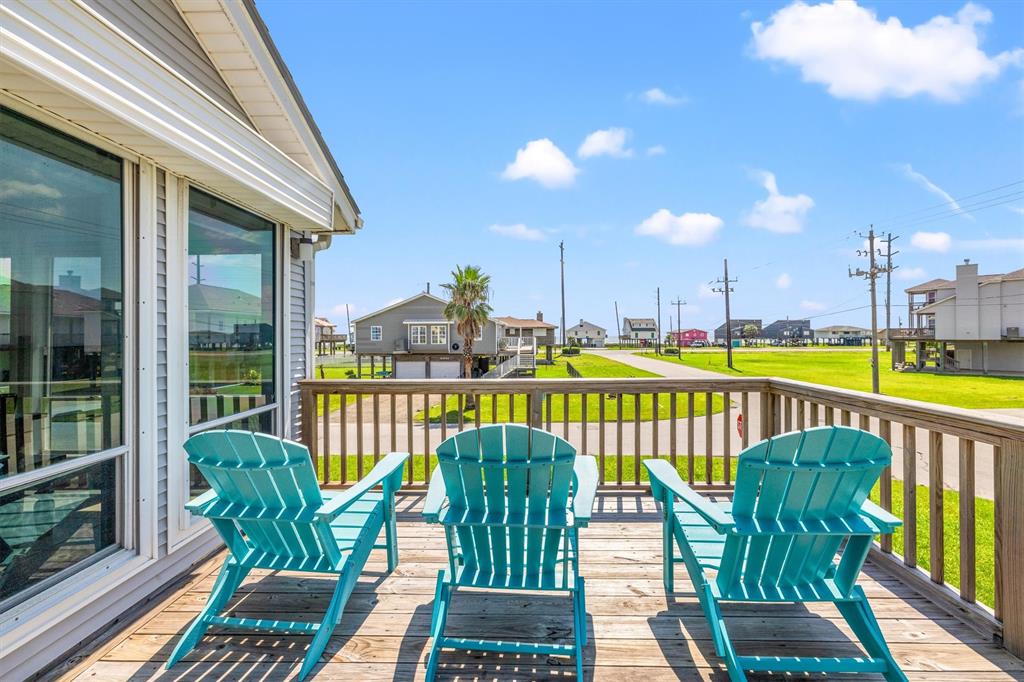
[741,392,750,450]
[959,438,976,603]
[405,394,413,483]
[704,392,713,484]
[581,393,588,455]
[633,393,641,484]
[474,392,482,431]
[491,392,498,424]
[784,397,793,432]
[339,391,348,485]
[423,393,431,481]
[652,393,660,461]
[687,393,695,484]
[321,392,330,485]
[616,393,623,486]
[841,408,851,427]
[355,393,364,480]
[458,394,465,432]
[903,424,917,566]
[929,430,944,584]
[389,394,397,452]
[669,392,678,468]
[810,402,819,428]
[723,392,731,485]
[509,392,515,423]
[373,394,381,463]
[562,392,569,440]
[598,394,606,484]
[440,392,447,444]
[796,398,805,432]
[879,419,893,552]
[825,405,834,426]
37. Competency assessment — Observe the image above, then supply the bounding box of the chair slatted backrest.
[717,426,890,594]
[184,430,326,560]
[436,424,576,581]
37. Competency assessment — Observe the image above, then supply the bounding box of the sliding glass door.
[0,107,125,605]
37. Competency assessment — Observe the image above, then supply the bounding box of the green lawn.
[869,479,993,607]
[420,352,723,423]
[640,350,1023,408]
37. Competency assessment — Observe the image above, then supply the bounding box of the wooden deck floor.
[58,493,1024,681]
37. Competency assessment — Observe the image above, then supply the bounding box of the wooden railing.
[299,376,1024,657]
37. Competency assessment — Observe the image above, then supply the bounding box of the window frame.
[370,325,382,342]
[430,324,448,345]
[0,120,136,610]
[169,182,284,545]
[410,324,427,345]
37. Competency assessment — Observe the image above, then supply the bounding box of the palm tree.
[441,265,492,381]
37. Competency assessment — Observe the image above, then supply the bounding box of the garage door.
[430,361,461,379]
[394,361,426,379]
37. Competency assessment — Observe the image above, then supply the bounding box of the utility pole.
[559,241,566,347]
[879,233,900,369]
[712,259,738,369]
[345,303,352,356]
[614,301,621,345]
[671,297,686,357]
[656,287,662,355]
[849,226,894,393]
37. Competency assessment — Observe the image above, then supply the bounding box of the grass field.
[421,352,723,422]
[640,349,1023,408]
[315,451,992,608]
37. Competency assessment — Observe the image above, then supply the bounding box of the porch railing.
[299,376,1024,658]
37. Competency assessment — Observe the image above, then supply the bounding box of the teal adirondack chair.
[166,430,408,680]
[645,425,907,681]
[422,424,598,680]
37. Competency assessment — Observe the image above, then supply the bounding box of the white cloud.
[897,266,928,281]
[750,1,1024,102]
[911,230,953,252]
[800,300,826,312]
[640,87,685,105]
[578,128,633,159]
[0,180,61,201]
[697,282,717,299]
[744,170,814,234]
[635,209,723,246]
[899,164,972,219]
[488,223,546,241]
[1009,206,1024,215]
[776,273,792,289]
[502,138,579,188]
[646,145,667,157]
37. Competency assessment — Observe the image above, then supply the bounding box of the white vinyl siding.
[155,169,168,556]
[289,234,308,438]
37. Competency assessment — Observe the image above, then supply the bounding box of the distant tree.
[742,323,759,339]
[441,265,492,383]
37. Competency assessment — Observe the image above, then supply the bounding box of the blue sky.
[259,0,1024,335]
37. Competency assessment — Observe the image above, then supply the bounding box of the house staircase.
[484,337,537,378]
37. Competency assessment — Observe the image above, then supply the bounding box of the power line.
[880,190,1024,230]
[873,178,1024,227]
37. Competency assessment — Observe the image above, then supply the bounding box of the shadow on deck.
[51,493,1023,681]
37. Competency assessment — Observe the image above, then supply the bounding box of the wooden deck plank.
[56,493,1022,682]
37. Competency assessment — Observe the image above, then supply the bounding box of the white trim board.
[1,0,335,232]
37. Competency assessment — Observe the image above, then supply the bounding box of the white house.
[0,1,361,677]
[893,262,1023,374]
[567,319,606,347]
[621,317,658,343]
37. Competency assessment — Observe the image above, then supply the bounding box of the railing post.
[529,390,544,429]
[300,384,315,452]
[997,437,1024,657]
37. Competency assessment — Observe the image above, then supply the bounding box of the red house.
[669,328,708,346]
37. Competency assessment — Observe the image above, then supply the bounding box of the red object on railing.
[736,413,743,439]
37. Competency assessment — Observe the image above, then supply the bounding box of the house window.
[0,107,124,604]
[187,189,277,498]
[410,325,427,344]
[430,325,447,345]
[370,325,382,341]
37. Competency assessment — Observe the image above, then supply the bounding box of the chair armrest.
[859,499,902,534]
[572,456,599,527]
[184,488,218,515]
[644,459,734,533]
[314,452,409,523]
[422,465,447,523]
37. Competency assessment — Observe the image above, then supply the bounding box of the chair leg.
[663,517,675,592]
[297,570,356,681]
[704,586,746,682]
[384,496,399,572]
[166,559,250,669]
[574,576,587,679]
[426,570,452,682]
[836,588,908,682]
